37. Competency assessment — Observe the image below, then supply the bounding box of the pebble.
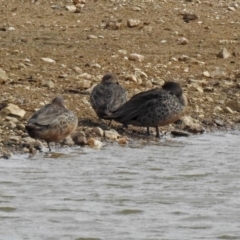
[77,79,92,89]
[87,138,103,149]
[226,99,240,112]
[0,68,8,83]
[0,104,26,118]
[118,138,128,145]
[127,19,141,28]
[92,127,104,137]
[41,58,56,64]
[129,53,145,62]
[72,131,87,145]
[87,35,98,39]
[181,116,204,134]
[217,48,231,59]
[65,5,77,12]
[177,37,189,45]
[104,130,120,140]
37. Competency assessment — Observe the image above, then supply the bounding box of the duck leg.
[47,142,51,152]
[147,127,150,136]
[155,126,160,138]
[108,119,113,128]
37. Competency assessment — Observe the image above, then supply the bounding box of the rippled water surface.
[0,132,240,240]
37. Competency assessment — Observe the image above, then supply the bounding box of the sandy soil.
[0,0,240,155]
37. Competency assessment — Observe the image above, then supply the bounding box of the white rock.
[225,107,234,114]
[78,73,92,79]
[127,19,141,28]
[22,137,36,144]
[0,104,26,118]
[226,99,240,112]
[87,35,98,39]
[72,131,87,145]
[65,5,77,12]
[41,58,56,64]
[129,53,144,62]
[217,48,231,59]
[104,130,119,140]
[177,37,189,45]
[0,68,8,83]
[87,138,103,149]
[181,116,204,133]
[78,79,92,89]
[10,136,21,142]
[202,71,211,77]
[73,66,82,73]
[92,127,104,137]
[8,27,15,31]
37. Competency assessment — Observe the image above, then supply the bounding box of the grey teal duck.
[90,73,127,125]
[106,81,187,137]
[25,96,78,151]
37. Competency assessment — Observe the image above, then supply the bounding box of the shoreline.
[1,0,240,157]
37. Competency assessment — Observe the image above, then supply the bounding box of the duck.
[25,96,78,151]
[105,81,187,137]
[90,73,127,126]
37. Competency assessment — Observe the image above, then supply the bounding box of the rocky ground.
[0,0,240,158]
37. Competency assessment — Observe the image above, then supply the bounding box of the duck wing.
[28,104,66,126]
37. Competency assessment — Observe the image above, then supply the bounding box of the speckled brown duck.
[106,81,188,137]
[90,73,127,125]
[25,96,78,151]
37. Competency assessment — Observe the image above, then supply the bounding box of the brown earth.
[0,0,240,155]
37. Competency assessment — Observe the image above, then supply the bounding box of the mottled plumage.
[25,96,78,151]
[90,73,127,125]
[106,81,187,137]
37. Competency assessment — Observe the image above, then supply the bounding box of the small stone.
[65,5,77,12]
[74,66,82,74]
[217,48,231,59]
[77,79,92,89]
[129,53,144,62]
[190,83,204,93]
[181,115,204,133]
[42,80,55,89]
[127,19,141,28]
[0,68,8,83]
[8,27,15,31]
[89,63,101,68]
[177,37,189,45]
[87,35,98,39]
[62,136,75,146]
[87,138,103,149]
[214,106,223,113]
[72,131,87,145]
[214,119,224,126]
[226,99,240,112]
[22,137,36,144]
[202,71,211,77]
[211,68,226,78]
[225,107,234,114]
[118,138,128,145]
[78,73,92,79]
[41,58,56,64]
[0,104,26,118]
[228,6,236,11]
[92,127,104,137]
[9,136,21,142]
[104,130,120,140]
[125,74,138,83]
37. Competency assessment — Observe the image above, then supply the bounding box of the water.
[0,131,240,240]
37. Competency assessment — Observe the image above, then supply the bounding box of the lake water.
[0,131,240,240]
